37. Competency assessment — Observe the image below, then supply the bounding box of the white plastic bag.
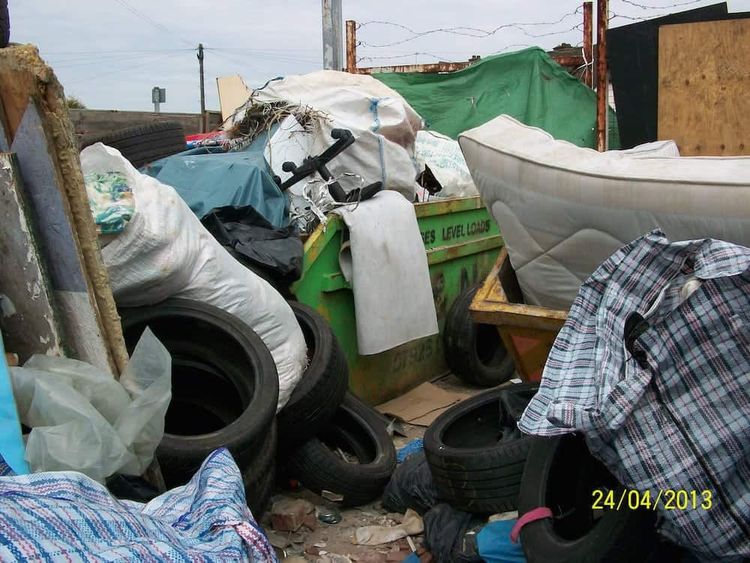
[10,328,171,481]
[80,143,307,411]
[415,131,478,198]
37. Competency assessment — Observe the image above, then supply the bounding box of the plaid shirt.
[519,231,750,559]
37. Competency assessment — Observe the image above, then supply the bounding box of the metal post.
[153,100,160,113]
[197,43,206,133]
[346,20,357,73]
[583,1,593,88]
[322,0,343,70]
[596,0,608,151]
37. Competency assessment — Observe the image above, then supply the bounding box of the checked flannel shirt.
[519,231,750,559]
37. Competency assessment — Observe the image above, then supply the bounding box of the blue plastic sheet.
[143,135,289,227]
[0,333,28,475]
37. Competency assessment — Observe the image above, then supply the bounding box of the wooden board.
[0,45,127,375]
[0,153,65,361]
[217,75,251,123]
[658,19,750,156]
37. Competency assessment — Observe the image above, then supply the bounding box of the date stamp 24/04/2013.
[592,489,713,511]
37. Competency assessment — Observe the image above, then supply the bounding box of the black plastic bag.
[423,503,484,563]
[382,451,438,515]
[202,206,303,288]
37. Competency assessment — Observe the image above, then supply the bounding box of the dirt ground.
[265,374,494,563]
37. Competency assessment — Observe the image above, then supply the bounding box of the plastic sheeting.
[10,329,171,482]
[375,47,620,149]
[143,138,289,227]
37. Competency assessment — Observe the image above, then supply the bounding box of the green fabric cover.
[374,47,620,149]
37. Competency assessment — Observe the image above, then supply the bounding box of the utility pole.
[197,43,206,133]
[596,0,609,151]
[322,0,343,70]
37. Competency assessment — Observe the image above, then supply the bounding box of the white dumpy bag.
[245,70,423,199]
[80,143,307,411]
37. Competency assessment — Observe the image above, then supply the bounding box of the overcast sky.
[9,0,750,113]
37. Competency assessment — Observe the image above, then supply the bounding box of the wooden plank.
[0,153,65,361]
[0,45,127,375]
[658,19,750,156]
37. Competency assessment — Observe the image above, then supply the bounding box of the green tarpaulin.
[374,47,620,149]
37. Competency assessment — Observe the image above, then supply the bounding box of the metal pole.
[197,43,206,133]
[154,100,160,113]
[346,20,357,73]
[596,0,608,151]
[322,0,343,70]
[583,1,593,88]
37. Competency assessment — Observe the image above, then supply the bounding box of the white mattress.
[459,115,750,310]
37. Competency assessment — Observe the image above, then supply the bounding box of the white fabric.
[80,144,307,412]
[415,130,478,198]
[459,115,750,310]
[239,70,423,199]
[335,190,438,355]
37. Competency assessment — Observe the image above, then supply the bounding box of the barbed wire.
[619,0,705,9]
[357,7,582,48]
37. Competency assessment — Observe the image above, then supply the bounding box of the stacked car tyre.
[424,383,538,513]
[120,299,278,516]
[276,301,349,453]
[443,284,515,387]
[80,121,186,168]
[285,392,397,507]
[275,302,396,506]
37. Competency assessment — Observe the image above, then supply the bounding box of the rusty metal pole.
[346,20,357,73]
[583,1,593,88]
[596,0,608,151]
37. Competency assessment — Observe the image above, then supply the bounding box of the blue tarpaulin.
[143,135,289,228]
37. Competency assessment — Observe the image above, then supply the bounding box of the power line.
[63,51,185,84]
[205,47,320,65]
[109,0,194,47]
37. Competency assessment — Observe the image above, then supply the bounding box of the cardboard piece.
[376,382,469,427]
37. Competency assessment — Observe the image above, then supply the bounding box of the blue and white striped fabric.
[0,448,276,562]
[519,231,750,559]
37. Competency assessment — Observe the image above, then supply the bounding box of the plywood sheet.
[658,18,750,156]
